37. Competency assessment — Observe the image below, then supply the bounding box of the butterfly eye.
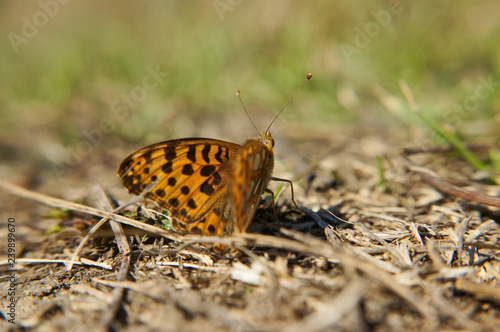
[261,130,274,148]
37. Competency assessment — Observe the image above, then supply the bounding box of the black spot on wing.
[120,160,132,173]
[162,161,173,174]
[213,172,222,185]
[200,165,216,177]
[202,144,211,163]
[167,177,176,186]
[191,226,202,235]
[155,189,165,197]
[182,164,194,175]
[215,146,224,163]
[164,146,177,160]
[208,225,216,235]
[187,145,197,163]
[142,150,153,163]
[181,186,190,195]
[200,180,215,195]
[188,199,197,209]
[169,198,179,207]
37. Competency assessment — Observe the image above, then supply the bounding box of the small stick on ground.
[92,185,131,331]
[408,165,500,208]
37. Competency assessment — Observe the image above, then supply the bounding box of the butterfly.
[117,74,312,248]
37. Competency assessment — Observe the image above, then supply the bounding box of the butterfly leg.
[264,188,282,227]
[270,177,304,213]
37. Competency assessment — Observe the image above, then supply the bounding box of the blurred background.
[1,0,499,200]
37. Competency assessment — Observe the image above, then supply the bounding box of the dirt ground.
[1,120,500,332]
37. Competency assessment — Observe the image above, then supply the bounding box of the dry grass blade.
[1,179,317,252]
[92,184,130,256]
[280,228,439,324]
[0,179,182,241]
[235,246,279,289]
[284,280,366,332]
[0,258,112,270]
[457,217,472,266]
[455,279,500,306]
[400,144,500,156]
[67,217,111,271]
[149,261,227,272]
[409,166,500,208]
[92,279,168,302]
[91,185,131,331]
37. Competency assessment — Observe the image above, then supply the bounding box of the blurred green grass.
[1,1,499,165]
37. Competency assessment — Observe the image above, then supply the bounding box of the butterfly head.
[258,130,275,149]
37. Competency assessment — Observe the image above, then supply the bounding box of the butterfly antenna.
[235,89,260,135]
[266,73,312,132]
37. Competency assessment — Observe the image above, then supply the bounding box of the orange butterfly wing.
[118,138,240,236]
[229,139,274,234]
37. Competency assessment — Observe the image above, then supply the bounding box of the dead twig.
[0,179,183,242]
[408,166,500,208]
[400,144,500,157]
[455,279,500,306]
[0,258,112,270]
[92,185,131,331]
